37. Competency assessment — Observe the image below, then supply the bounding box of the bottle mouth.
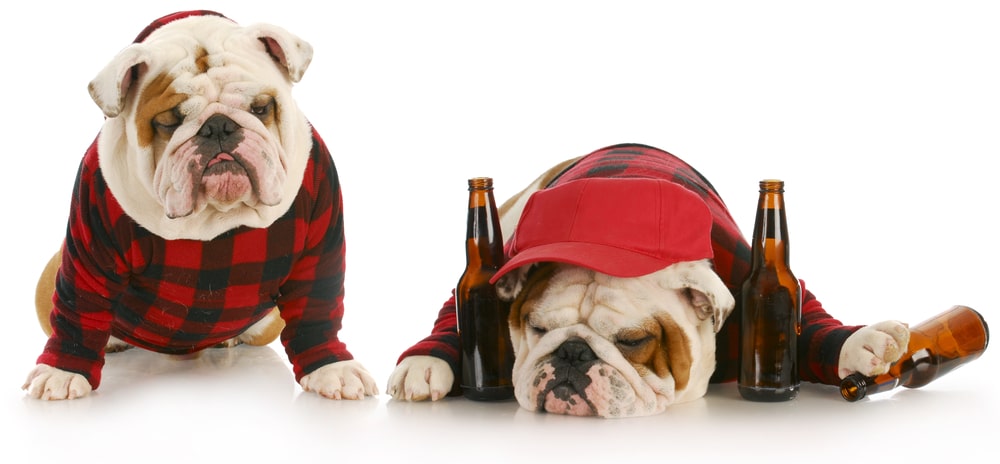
[758,179,785,192]
[468,177,494,189]
[839,374,868,402]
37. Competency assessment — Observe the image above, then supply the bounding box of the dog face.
[501,260,734,418]
[89,15,314,240]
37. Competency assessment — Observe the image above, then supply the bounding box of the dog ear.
[89,44,154,118]
[495,264,533,302]
[505,263,557,355]
[655,259,735,333]
[653,313,693,391]
[245,23,313,83]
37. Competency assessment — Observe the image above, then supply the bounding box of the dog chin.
[199,163,266,215]
[203,161,254,203]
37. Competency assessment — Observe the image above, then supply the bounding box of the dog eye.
[152,108,182,135]
[528,324,548,337]
[616,335,652,349]
[250,97,275,119]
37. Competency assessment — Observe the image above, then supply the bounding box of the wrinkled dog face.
[146,83,285,220]
[501,260,734,418]
[89,15,315,240]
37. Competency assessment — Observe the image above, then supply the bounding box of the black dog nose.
[199,114,240,140]
[197,114,243,153]
[555,338,597,364]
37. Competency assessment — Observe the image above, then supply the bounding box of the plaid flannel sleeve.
[36,142,122,389]
[276,129,355,381]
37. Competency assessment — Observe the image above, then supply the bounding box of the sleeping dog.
[24,11,377,401]
[388,143,909,417]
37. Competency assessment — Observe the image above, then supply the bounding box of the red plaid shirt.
[38,128,354,389]
[398,143,860,387]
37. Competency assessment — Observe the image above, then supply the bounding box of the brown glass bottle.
[456,177,515,401]
[739,179,801,402]
[840,305,989,402]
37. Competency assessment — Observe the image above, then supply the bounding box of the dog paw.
[299,360,379,400]
[386,355,453,401]
[838,320,910,379]
[22,364,92,400]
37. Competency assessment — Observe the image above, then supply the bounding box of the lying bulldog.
[24,10,377,400]
[389,143,910,417]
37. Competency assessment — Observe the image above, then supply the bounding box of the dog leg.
[34,249,61,336]
[237,308,284,346]
[34,248,138,353]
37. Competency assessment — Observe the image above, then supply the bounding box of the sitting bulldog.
[388,143,910,417]
[23,11,377,400]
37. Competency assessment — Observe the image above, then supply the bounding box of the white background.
[2,1,997,462]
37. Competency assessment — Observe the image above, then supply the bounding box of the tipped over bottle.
[840,305,989,402]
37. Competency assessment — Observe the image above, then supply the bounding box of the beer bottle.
[840,305,989,402]
[739,179,801,402]
[455,177,515,401]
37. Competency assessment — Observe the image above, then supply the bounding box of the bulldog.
[388,143,910,417]
[23,11,378,401]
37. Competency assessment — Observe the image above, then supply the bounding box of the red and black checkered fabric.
[37,128,354,389]
[397,143,859,387]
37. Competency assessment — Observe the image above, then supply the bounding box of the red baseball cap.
[490,177,714,283]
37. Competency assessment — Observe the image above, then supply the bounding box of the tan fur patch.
[34,249,61,336]
[656,313,692,390]
[193,47,209,74]
[253,93,279,128]
[508,263,558,333]
[134,72,188,149]
[620,314,692,391]
[237,308,284,346]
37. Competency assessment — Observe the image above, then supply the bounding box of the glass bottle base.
[462,385,515,401]
[738,384,799,402]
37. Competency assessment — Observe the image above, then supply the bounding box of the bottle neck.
[466,178,505,267]
[840,373,901,402]
[749,181,791,268]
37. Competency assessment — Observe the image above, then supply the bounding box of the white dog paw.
[386,355,453,401]
[22,364,92,400]
[838,320,910,379]
[299,360,379,400]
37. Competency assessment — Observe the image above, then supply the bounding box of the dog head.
[89,11,314,240]
[491,176,733,417]
[500,260,733,418]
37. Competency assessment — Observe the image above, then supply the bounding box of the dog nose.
[556,338,597,364]
[199,114,240,140]
[198,114,243,153]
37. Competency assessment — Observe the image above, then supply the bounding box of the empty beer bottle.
[739,179,801,402]
[455,177,515,401]
[840,305,989,402]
